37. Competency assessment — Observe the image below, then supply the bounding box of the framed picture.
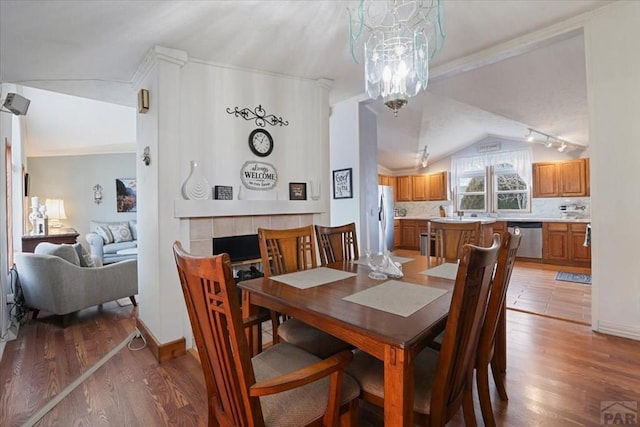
[289,182,307,200]
[214,185,233,200]
[333,168,353,199]
[116,178,137,212]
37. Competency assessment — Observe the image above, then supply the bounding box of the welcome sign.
[240,161,278,190]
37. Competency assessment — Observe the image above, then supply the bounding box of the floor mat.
[555,271,591,284]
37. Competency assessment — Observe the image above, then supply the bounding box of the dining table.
[238,259,457,427]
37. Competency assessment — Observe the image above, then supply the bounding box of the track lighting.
[525,128,582,152]
[558,142,567,152]
[420,146,430,168]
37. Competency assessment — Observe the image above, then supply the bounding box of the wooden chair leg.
[462,379,478,427]
[340,399,359,427]
[477,364,497,427]
[129,296,137,307]
[491,357,509,401]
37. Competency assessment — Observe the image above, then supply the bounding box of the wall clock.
[248,128,274,157]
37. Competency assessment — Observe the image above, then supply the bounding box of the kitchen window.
[452,149,532,214]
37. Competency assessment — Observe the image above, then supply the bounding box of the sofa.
[86,220,137,265]
[15,242,138,320]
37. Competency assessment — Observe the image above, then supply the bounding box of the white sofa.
[85,220,137,265]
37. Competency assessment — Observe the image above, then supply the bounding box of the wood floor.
[2,256,638,426]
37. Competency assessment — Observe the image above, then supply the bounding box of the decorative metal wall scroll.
[226,104,289,128]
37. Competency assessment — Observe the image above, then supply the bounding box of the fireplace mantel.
[174,199,327,218]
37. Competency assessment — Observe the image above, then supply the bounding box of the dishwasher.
[507,221,543,259]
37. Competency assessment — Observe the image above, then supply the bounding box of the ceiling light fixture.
[525,127,582,152]
[420,145,430,168]
[558,142,567,152]
[526,129,534,142]
[348,0,446,117]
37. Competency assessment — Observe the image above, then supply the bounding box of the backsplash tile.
[395,197,590,219]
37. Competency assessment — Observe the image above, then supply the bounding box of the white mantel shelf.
[174,199,327,218]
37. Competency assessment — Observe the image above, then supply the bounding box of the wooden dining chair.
[476,228,522,427]
[258,226,354,358]
[315,222,359,265]
[173,242,360,427]
[346,234,501,426]
[428,220,482,267]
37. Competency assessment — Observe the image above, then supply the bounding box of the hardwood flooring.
[3,254,638,427]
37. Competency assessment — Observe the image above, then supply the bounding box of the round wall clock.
[248,128,274,157]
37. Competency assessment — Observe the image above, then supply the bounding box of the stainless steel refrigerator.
[377,185,395,253]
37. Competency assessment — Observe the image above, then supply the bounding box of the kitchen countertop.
[394,216,590,223]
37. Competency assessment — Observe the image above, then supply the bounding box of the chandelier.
[348,0,445,116]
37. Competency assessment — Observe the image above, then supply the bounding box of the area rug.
[555,271,591,284]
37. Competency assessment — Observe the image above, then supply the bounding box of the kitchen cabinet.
[397,172,448,202]
[542,222,591,266]
[397,219,429,250]
[378,174,395,187]
[493,221,507,235]
[393,219,400,250]
[396,176,413,201]
[533,159,590,198]
[411,175,428,201]
[427,171,448,201]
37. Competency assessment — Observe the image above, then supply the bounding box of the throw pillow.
[129,220,138,240]
[108,223,133,243]
[96,225,114,244]
[73,243,96,268]
[35,243,81,266]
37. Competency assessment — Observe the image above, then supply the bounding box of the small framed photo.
[333,168,353,199]
[289,182,307,200]
[214,185,233,200]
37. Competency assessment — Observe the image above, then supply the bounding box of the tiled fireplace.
[187,213,314,256]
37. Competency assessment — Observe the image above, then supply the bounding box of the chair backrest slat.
[478,229,523,365]
[315,223,359,265]
[173,242,265,427]
[258,225,317,277]
[429,234,500,425]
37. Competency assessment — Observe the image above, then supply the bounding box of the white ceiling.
[0,0,613,169]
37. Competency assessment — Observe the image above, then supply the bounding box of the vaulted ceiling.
[0,0,612,169]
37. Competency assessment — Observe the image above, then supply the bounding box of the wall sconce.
[93,184,103,205]
[142,146,151,166]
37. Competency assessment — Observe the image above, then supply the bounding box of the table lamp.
[44,199,67,228]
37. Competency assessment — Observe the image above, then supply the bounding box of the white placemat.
[420,262,458,280]
[353,254,414,265]
[342,280,448,317]
[272,267,357,289]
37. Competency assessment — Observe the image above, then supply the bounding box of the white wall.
[134,47,332,345]
[26,154,136,246]
[586,1,640,339]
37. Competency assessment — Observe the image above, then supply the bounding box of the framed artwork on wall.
[289,182,307,200]
[116,178,137,212]
[333,168,353,199]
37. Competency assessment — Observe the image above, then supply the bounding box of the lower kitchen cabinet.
[397,219,429,250]
[543,222,591,267]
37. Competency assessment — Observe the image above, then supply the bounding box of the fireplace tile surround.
[188,214,314,256]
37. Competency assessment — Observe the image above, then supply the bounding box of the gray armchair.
[15,244,138,320]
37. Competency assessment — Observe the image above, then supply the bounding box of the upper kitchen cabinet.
[411,175,428,201]
[532,158,590,198]
[396,176,413,201]
[378,174,395,187]
[427,171,448,201]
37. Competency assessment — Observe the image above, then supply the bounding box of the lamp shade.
[44,199,67,220]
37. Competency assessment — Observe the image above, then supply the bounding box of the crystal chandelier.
[348,0,445,116]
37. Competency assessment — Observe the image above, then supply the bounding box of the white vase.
[181,161,211,200]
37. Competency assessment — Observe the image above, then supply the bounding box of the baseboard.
[596,320,640,341]
[135,318,186,363]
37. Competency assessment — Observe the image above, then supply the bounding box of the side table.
[22,227,80,252]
